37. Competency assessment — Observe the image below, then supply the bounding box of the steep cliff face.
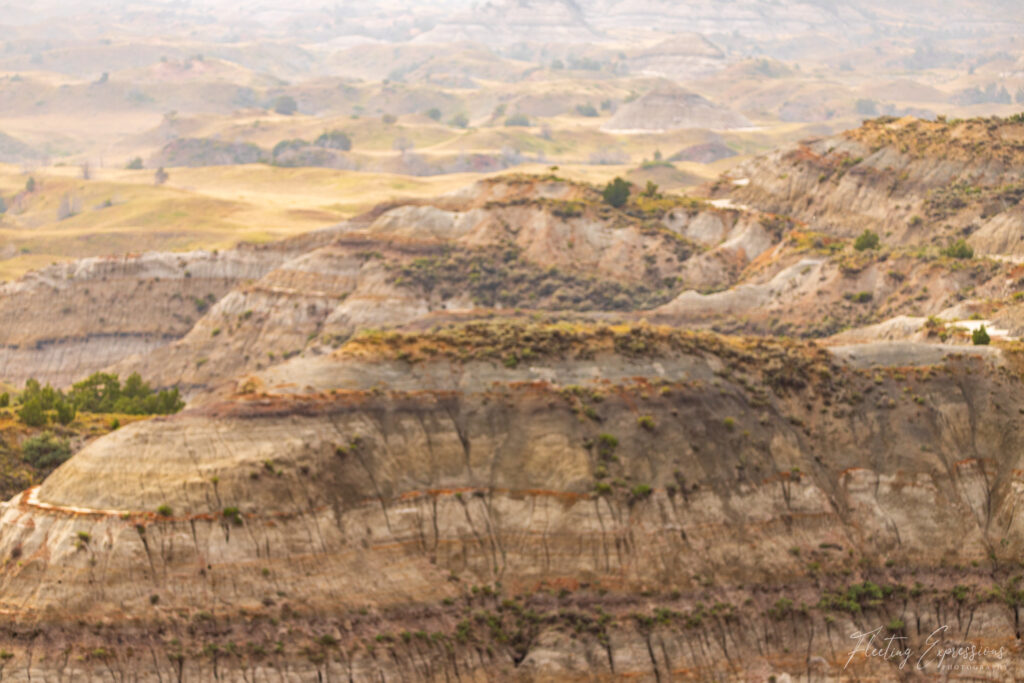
[654,248,1017,337]
[0,323,1022,679]
[0,245,300,388]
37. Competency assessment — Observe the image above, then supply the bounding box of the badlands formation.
[2,116,1024,680]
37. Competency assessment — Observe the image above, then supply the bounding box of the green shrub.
[637,415,656,431]
[424,108,442,121]
[313,130,352,151]
[596,433,618,460]
[272,138,307,158]
[575,104,598,117]
[845,291,873,303]
[0,392,8,407]
[723,417,736,431]
[125,157,144,170]
[17,397,47,427]
[20,378,59,410]
[271,95,297,115]
[222,507,242,525]
[68,372,183,415]
[504,113,530,127]
[594,482,612,495]
[972,325,991,345]
[853,230,879,251]
[641,181,660,198]
[602,177,630,208]
[818,581,892,613]
[768,597,794,620]
[54,399,76,425]
[941,239,974,259]
[22,431,71,468]
[630,484,652,500]
[448,113,469,128]
[156,505,173,517]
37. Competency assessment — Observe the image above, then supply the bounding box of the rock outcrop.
[0,246,295,387]
[715,115,1024,255]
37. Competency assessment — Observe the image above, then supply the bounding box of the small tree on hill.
[313,130,352,151]
[25,177,35,193]
[972,325,990,346]
[17,397,47,427]
[504,113,530,127]
[154,167,169,185]
[0,195,6,215]
[448,113,469,129]
[272,138,308,158]
[602,177,631,208]
[272,95,297,116]
[854,230,879,251]
[126,157,144,170]
[54,399,76,426]
[21,378,59,410]
[424,108,441,121]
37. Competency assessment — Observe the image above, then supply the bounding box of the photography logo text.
[845,625,1007,673]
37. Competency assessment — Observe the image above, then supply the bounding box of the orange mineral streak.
[14,484,599,522]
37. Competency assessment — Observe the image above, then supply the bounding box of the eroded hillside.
[0,119,1023,680]
[0,322,1021,679]
[4,166,1021,397]
[715,115,1024,254]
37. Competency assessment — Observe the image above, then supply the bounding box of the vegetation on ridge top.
[15,372,183,429]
